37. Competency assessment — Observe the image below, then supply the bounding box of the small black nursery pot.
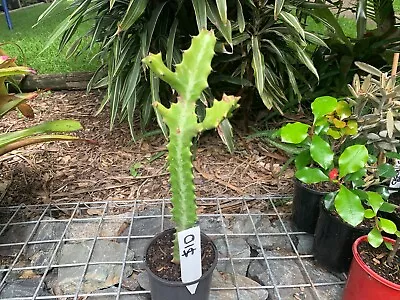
[313,203,369,273]
[292,179,327,234]
[144,228,218,300]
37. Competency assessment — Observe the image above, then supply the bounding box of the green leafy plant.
[0,48,85,155]
[142,30,239,263]
[304,0,399,99]
[348,188,400,267]
[37,0,323,140]
[262,96,395,229]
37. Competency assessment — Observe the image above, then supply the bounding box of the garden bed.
[0,90,294,207]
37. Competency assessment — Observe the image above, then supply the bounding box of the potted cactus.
[142,30,239,300]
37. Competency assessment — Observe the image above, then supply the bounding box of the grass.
[0,3,100,74]
[307,0,400,38]
[1,1,398,74]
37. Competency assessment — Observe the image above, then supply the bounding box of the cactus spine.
[143,30,239,263]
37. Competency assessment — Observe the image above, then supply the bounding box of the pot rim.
[352,235,400,290]
[144,228,218,287]
[293,178,328,196]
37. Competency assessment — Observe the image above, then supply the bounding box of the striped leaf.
[251,36,265,98]
[280,11,305,40]
[167,19,179,69]
[206,0,232,45]
[217,119,235,153]
[118,0,148,33]
[192,0,207,31]
[292,42,319,80]
[237,0,245,33]
[304,32,328,48]
[216,0,228,23]
[274,0,285,20]
[150,71,168,138]
[144,2,167,55]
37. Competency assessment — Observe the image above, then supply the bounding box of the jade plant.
[142,30,239,263]
[274,96,398,227]
[0,49,85,155]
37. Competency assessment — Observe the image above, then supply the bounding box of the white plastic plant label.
[389,159,400,193]
[177,226,202,295]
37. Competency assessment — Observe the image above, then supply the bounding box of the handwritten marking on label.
[177,226,202,295]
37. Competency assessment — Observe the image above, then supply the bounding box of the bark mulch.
[0,90,293,207]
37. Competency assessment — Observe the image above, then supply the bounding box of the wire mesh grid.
[0,196,346,300]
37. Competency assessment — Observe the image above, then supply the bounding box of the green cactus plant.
[142,30,239,263]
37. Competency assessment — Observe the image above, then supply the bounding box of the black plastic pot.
[313,202,369,273]
[292,179,327,234]
[144,228,218,300]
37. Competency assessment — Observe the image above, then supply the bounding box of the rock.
[248,255,345,300]
[270,285,344,300]
[272,219,298,232]
[0,223,33,256]
[226,215,258,234]
[128,237,152,262]
[210,271,268,300]
[121,272,141,291]
[296,234,314,255]
[56,240,134,294]
[302,259,346,283]
[214,238,250,276]
[25,218,66,272]
[137,271,151,291]
[0,278,50,298]
[91,286,149,299]
[315,285,344,300]
[247,252,305,286]
[66,213,131,240]
[271,287,313,300]
[239,216,294,252]
[198,216,225,235]
[128,207,173,261]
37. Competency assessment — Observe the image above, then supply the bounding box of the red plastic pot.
[342,235,400,300]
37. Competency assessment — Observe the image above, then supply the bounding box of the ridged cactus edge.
[143,30,240,263]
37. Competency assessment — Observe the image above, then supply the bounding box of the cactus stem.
[143,30,239,263]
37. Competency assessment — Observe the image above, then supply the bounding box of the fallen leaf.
[87,208,103,216]
[19,270,39,279]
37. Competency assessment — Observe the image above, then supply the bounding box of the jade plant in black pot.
[141,30,239,300]
[276,96,358,233]
[306,147,397,272]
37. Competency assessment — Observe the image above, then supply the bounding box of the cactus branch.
[143,30,239,263]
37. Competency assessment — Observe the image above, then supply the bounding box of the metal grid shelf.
[0,196,346,300]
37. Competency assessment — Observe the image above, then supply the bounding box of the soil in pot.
[313,203,370,273]
[145,228,218,300]
[292,179,337,234]
[358,241,400,284]
[342,236,400,300]
[146,229,216,281]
